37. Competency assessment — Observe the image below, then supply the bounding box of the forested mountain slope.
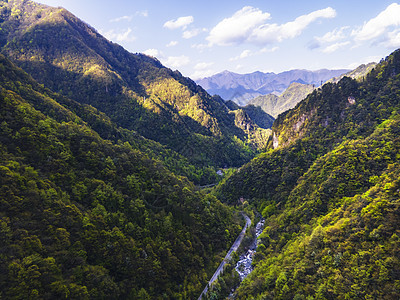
[0,0,269,167]
[249,82,315,118]
[217,49,400,299]
[0,54,243,299]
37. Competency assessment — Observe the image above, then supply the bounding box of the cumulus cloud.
[102,28,136,42]
[322,41,350,53]
[166,41,178,47]
[353,3,400,41]
[183,28,207,39]
[191,62,215,79]
[207,6,270,46]
[136,10,148,17]
[164,16,194,30]
[194,62,214,70]
[386,29,400,48]
[351,3,400,49]
[316,26,349,44]
[230,49,252,61]
[110,15,133,23]
[207,6,336,46]
[191,43,211,51]
[260,46,279,53]
[110,11,148,23]
[143,48,162,57]
[310,26,350,53]
[191,69,216,80]
[163,55,190,68]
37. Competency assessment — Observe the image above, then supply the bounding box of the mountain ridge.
[215,48,400,299]
[196,68,349,106]
[0,0,271,168]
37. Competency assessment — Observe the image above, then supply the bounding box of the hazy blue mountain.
[196,69,349,106]
[0,0,271,168]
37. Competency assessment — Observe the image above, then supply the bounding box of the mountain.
[224,100,275,130]
[196,69,349,106]
[249,82,315,117]
[0,0,270,168]
[215,49,400,299]
[0,48,245,299]
[249,63,378,118]
[328,62,378,83]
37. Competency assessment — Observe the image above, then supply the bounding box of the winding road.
[198,213,251,300]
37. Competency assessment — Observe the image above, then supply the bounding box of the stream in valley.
[235,217,265,280]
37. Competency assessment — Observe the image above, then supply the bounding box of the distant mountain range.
[0,0,273,168]
[196,69,349,106]
[217,49,400,300]
[247,63,377,118]
[248,82,315,118]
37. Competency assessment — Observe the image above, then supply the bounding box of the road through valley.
[198,213,251,300]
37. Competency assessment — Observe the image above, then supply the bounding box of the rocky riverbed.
[235,218,265,280]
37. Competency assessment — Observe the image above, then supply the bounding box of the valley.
[0,0,400,299]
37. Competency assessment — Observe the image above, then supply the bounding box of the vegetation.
[0,53,244,299]
[1,1,400,299]
[218,49,400,299]
[249,82,315,118]
[0,0,269,168]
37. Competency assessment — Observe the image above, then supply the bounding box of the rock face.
[196,69,349,106]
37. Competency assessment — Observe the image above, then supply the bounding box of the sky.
[37,0,400,79]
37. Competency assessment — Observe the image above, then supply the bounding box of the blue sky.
[38,0,400,79]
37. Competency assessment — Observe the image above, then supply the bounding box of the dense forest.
[1,0,400,299]
[0,0,271,168]
[217,50,400,299]
[0,53,245,299]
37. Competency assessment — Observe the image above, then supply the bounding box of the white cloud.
[136,10,148,17]
[166,41,178,47]
[311,27,351,53]
[191,69,216,80]
[250,7,336,44]
[207,6,336,46]
[183,28,207,39]
[230,49,252,61]
[322,41,350,53]
[353,3,400,42]
[207,6,270,46]
[102,28,136,42]
[164,16,194,30]
[191,43,211,51]
[386,29,400,48]
[143,48,162,57]
[162,55,190,68]
[110,15,133,23]
[316,26,349,44]
[260,46,279,53]
[110,11,148,23]
[194,62,214,70]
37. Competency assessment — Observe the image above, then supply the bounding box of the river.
[197,213,251,300]
[235,217,265,280]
